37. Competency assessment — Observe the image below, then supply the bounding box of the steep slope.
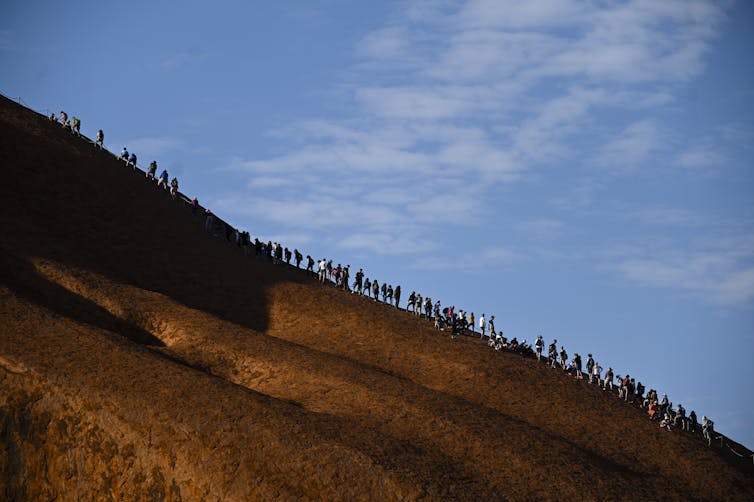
[1,95,752,501]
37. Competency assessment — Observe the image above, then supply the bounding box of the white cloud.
[415,246,525,271]
[675,144,726,168]
[592,120,665,171]
[158,51,207,70]
[356,26,410,61]
[632,207,695,226]
[123,136,185,157]
[339,232,436,255]
[219,0,730,263]
[516,219,564,240]
[610,231,754,306]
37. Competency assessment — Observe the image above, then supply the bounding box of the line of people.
[50,105,725,453]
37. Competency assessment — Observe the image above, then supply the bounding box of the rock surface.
[1,95,752,500]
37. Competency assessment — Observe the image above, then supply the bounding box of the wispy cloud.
[631,207,696,226]
[415,246,526,271]
[122,136,185,157]
[516,219,564,240]
[158,50,207,70]
[592,119,665,172]
[221,0,730,261]
[609,231,754,305]
[675,144,726,168]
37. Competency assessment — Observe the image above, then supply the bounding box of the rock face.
[1,95,752,501]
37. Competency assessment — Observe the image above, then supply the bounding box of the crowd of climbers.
[49,109,723,450]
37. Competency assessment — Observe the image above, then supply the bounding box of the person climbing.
[170,177,179,197]
[702,416,715,446]
[407,291,415,312]
[394,285,401,308]
[147,161,157,180]
[96,129,104,148]
[129,152,138,169]
[573,353,583,379]
[535,336,544,361]
[157,169,169,189]
[71,116,81,135]
[120,147,129,162]
[586,354,595,379]
[548,339,558,367]
[354,268,364,293]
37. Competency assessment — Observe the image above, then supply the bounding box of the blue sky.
[2,0,753,448]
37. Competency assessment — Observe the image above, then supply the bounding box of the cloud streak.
[222,0,730,261]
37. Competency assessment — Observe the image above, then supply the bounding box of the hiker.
[674,404,686,429]
[305,255,314,274]
[559,346,568,370]
[170,177,179,198]
[204,209,214,234]
[414,293,422,317]
[284,247,292,265]
[573,353,583,379]
[386,285,393,304]
[342,265,350,291]
[354,268,363,293]
[424,296,432,318]
[96,129,104,148]
[72,116,81,135]
[129,152,138,169]
[407,291,415,312]
[59,110,68,126]
[469,312,475,334]
[147,161,157,180]
[688,410,698,433]
[586,354,594,378]
[372,280,379,300]
[535,336,544,361]
[190,197,199,215]
[364,278,371,297]
[548,340,558,367]
[603,367,614,391]
[479,313,486,339]
[592,362,603,385]
[635,381,645,401]
[394,285,401,308]
[702,416,715,446]
[488,315,495,337]
[318,259,327,283]
[294,249,303,268]
[157,169,169,189]
[120,147,129,162]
